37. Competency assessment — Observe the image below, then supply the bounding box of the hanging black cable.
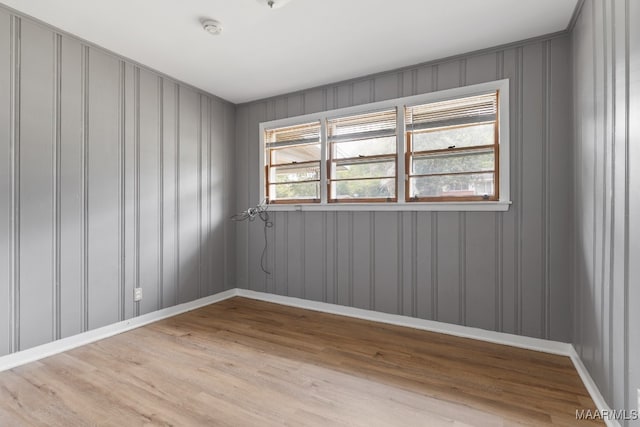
[231,201,273,275]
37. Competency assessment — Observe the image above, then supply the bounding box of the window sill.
[263,201,512,212]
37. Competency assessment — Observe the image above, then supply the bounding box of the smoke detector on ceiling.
[257,0,293,9]
[202,19,223,35]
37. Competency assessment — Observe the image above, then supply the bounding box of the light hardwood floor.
[0,297,601,426]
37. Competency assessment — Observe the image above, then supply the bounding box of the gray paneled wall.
[0,7,236,357]
[572,0,639,421]
[235,34,573,342]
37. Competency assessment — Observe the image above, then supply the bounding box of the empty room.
[0,0,638,425]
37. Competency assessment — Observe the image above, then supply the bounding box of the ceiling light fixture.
[202,19,223,35]
[256,0,293,9]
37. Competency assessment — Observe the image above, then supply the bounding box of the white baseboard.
[0,286,615,426]
[236,289,616,424]
[568,346,621,427]
[236,289,572,356]
[0,289,236,373]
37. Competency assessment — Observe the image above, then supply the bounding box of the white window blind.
[405,92,497,131]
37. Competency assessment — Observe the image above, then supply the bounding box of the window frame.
[264,121,322,204]
[326,108,399,204]
[405,92,500,202]
[259,79,510,211]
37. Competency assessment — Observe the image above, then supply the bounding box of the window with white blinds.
[264,121,321,203]
[260,79,510,210]
[405,92,499,201]
[327,109,397,202]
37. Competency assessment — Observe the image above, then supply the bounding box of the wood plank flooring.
[0,297,601,426]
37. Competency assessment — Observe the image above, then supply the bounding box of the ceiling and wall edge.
[0,0,583,108]
[0,1,235,106]
[238,0,585,107]
[234,29,571,107]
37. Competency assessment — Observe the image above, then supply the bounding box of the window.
[259,79,510,211]
[327,109,397,203]
[264,121,321,203]
[405,92,498,201]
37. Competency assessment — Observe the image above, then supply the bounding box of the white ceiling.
[1,0,578,104]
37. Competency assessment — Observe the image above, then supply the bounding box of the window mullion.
[320,118,328,204]
[397,105,405,205]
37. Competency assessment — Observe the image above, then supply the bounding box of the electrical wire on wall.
[231,201,273,275]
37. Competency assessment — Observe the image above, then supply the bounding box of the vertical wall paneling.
[303,89,324,114]
[465,213,497,331]
[335,212,350,305]
[286,212,303,298]
[326,212,336,303]
[464,53,499,331]
[610,0,627,411]
[210,99,225,295]
[435,214,461,325]
[10,15,20,352]
[434,61,460,91]
[494,46,505,333]
[199,95,210,296]
[351,212,371,310]
[374,74,399,102]
[234,105,249,289]
[117,61,125,322]
[237,34,574,343]
[197,95,204,298]
[627,0,640,418]
[399,212,413,316]
[222,103,235,290]
[520,43,545,339]
[374,212,399,314]
[80,44,88,332]
[396,212,403,315]
[0,9,12,355]
[157,77,164,309]
[542,40,551,342]
[352,80,372,105]
[138,69,161,315]
[174,84,181,305]
[499,47,518,335]
[161,81,177,307]
[572,0,639,418]
[0,4,236,357]
[177,87,200,304]
[415,213,433,319]
[515,47,524,335]
[415,66,434,95]
[87,48,121,330]
[134,66,140,318]
[273,212,286,296]
[19,19,55,349]
[548,37,572,343]
[336,85,351,109]
[123,63,136,320]
[53,33,61,340]
[304,212,324,302]
[247,103,267,292]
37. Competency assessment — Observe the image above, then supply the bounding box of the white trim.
[262,201,512,212]
[0,286,614,425]
[237,288,616,421]
[258,79,510,211]
[396,106,406,204]
[568,346,621,427]
[236,289,569,355]
[0,289,236,373]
